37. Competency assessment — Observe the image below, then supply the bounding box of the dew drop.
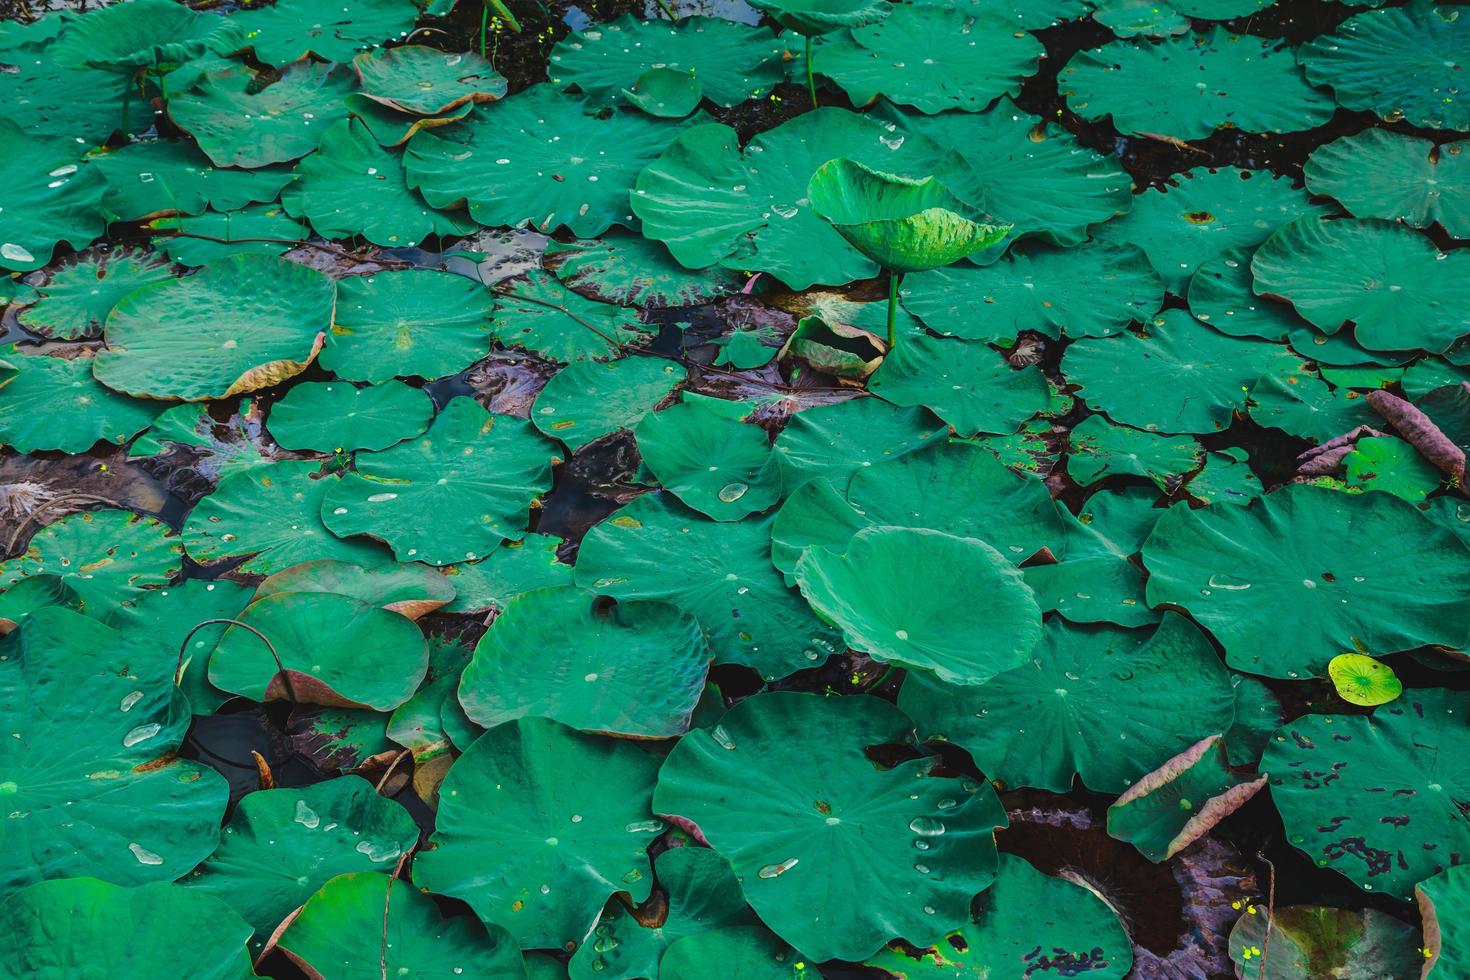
[909,816,946,836]
[757,857,798,878]
[717,482,749,502]
[122,723,161,747]
[129,842,164,865]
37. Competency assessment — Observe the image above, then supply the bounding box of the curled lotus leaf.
[0,509,180,613]
[254,559,456,620]
[1418,864,1470,978]
[344,93,476,147]
[0,349,161,455]
[50,0,244,72]
[869,335,1050,436]
[1228,904,1422,980]
[1327,652,1403,707]
[745,0,891,35]
[0,119,106,273]
[233,0,421,67]
[16,248,173,340]
[169,62,354,169]
[266,380,434,453]
[635,401,784,521]
[353,45,506,115]
[1303,129,1470,239]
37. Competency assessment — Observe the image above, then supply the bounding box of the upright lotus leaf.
[1327,652,1403,707]
[780,313,885,377]
[0,509,180,612]
[254,559,455,620]
[439,534,574,614]
[0,349,160,454]
[1418,864,1470,977]
[574,493,843,680]
[1022,486,1162,628]
[773,398,944,489]
[1304,130,1470,239]
[3,878,253,979]
[1063,311,1286,434]
[182,779,419,949]
[458,586,709,737]
[169,61,355,169]
[1061,29,1334,140]
[185,460,391,574]
[415,716,660,950]
[1343,436,1442,502]
[149,204,312,265]
[865,853,1133,979]
[0,608,229,895]
[745,0,890,35]
[1263,690,1470,899]
[812,7,1044,113]
[1066,414,1204,490]
[407,85,695,238]
[635,402,783,521]
[234,0,420,66]
[94,254,333,401]
[1300,3,1470,132]
[1251,217,1470,355]
[16,249,173,340]
[267,381,434,452]
[797,526,1041,685]
[1144,484,1470,678]
[902,240,1161,341]
[282,119,474,247]
[870,336,1050,436]
[51,0,242,71]
[491,271,652,363]
[93,140,294,221]
[1228,904,1422,979]
[549,15,784,111]
[0,119,105,272]
[547,231,742,308]
[899,614,1235,792]
[1247,358,1376,443]
[532,357,685,451]
[1093,166,1325,294]
[655,692,1006,962]
[1106,735,1267,862]
[354,46,506,114]
[276,872,526,979]
[320,270,493,383]
[322,397,557,566]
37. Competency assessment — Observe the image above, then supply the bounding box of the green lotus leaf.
[353,45,506,114]
[209,589,428,709]
[745,0,890,35]
[1418,864,1470,977]
[94,139,294,222]
[902,240,1161,341]
[185,460,392,574]
[864,853,1133,979]
[438,533,574,614]
[1063,310,1287,433]
[1246,358,1376,443]
[1228,904,1422,980]
[870,336,1050,436]
[169,61,354,169]
[276,871,526,979]
[233,0,421,67]
[1093,165,1326,294]
[50,0,244,72]
[459,586,709,737]
[4,878,253,979]
[574,493,843,680]
[407,85,696,238]
[322,397,557,566]
[1299,3,1470,132]
[0,49,129,144]
[812,7,1043,114]
[149,204,312,265]
[345,92,476,146]
[16,249,173,340]
[773,397,945,489]
[1262,689,1470,899]
[1327,651,1404,707]
[1061,28,1334,140]
[415,715,661,950]
[1304,130,1470,239]
[654,692,1006,961]
[288,706,393,773]
[899,614,1235,792]
[618,66,703,118]
[1251,216,1470,355]
[532,357,685,451]
[267,380,434,452]
[632,108,944,289]
[934,0,1091,30]
[1065,414,1203,490]
[0,509,180,612]
[547,231,742,308]
[1184,446,1263,507]
[182,779,419,949]
[712,328,779,368]
[1224,674,1282,768]
[1343,435,1443,502]
[797,526,1041,684]
[129,398,274,482]
[1106,734,1267,862]
[635,401,783,521]
[0,119,105,272]
[254,559,455,620]
[320,269,493,383]
[0,349,160,454]
[386,635,470,785]
[94,253,333,401]
[549,15,783,112]
[491,270,652,363]
[0,608,229,895]
[1142,484,1470,678]
[1090,0,1192,37]
[658,926,804,979]
[968,416,1061,476]
[1022,486,1162,628]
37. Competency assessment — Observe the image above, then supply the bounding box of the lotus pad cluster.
[5,0,1470,975]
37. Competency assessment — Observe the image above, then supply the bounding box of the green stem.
[479,3,489,56]
[120,72,134,137]
[886,270,901,349]
[487,0,521,32]
[652,0,681,23]
[805,35,816,107]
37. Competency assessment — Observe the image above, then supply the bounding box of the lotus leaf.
[149,205,312,265]
[1091,0,1192,37]
[254,559,455,619]
[414,716,660,949]
[94,140,294,221]
[1251,216,1470,355]
[1299,3,1470,132]
[1225,674,1282,767]
[1066,414,1203,490]
[0,50,129,144]
[1328,652,1404,707]
[1405,359,1470,401]
[547,231,742,308]
[0,608,229,895]
[354,45,506,114]
[16,249,173,340]
[94,253,333,402]
[635,401,783,520]
[1022,486,1162,628]
[870,337,1048,436]
[51,0,242,72]
[941,0,1090,29]
[654,692,1006,961]
[491,270,652,362]
[744,0,889,35]
[1142,483,1470,678]
[900,614,1234,792]
[1304,130,1470,239]
[435,534,572,615]
[267,380,434,452]
[129,398,274,482]
[573,493,843,679]
[233,0,420,66]
[288,706,393,773]
[713,328,779,368]
[0,509,180,613]
[0,120,106,272]
[532,357,685,451]
[386,636,471,797]
[1343,435,1443,502]
[1418,864,1470,977]
[1247,358,1375,443]
[345,92,476,146]
[169,61,354,169]
[1184,446,1263,506]
[0,349,160,455]
[4,878,253,979]
[772,397,944,489]
[658,926,804,979]
[320,270,493,383]
[1262,689,1470,899]
[1228,904,1422,979]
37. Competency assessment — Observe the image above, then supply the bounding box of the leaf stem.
[886,270,901,349]
[805,36,817,107]
[174,618,298,704]
[487,0,521,32]
[653,0,681,23]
